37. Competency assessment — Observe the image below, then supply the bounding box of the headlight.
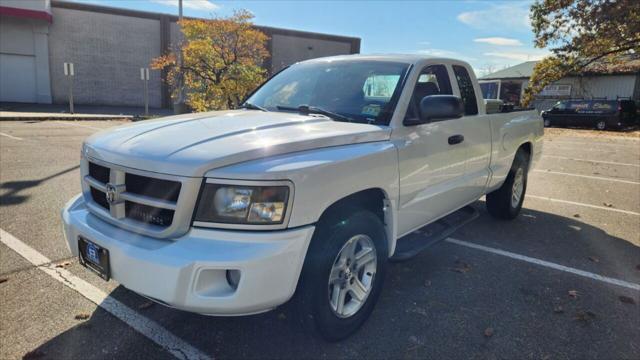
[194,181,292,228]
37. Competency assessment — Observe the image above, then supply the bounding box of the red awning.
[0,6,53,23]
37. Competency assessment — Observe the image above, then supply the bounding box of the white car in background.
[62,54,543,340]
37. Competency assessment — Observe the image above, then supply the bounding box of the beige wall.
[270,34,353,73]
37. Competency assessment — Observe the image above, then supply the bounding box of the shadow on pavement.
[27,204,640,359]
[0,165,79,206]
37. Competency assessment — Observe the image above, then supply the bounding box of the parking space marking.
[526,194,640,216]
[0,132,23,141]
[445,238,640,291]
[0,228,211,360]
[533,169,640,185]
[542,155,640,168]
[54,121,105,131]
[546,140,640,148]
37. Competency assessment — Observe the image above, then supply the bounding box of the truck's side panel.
[485,110,544,192]
[205,142,401,254]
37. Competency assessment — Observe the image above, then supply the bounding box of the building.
[0,0,360,109]
[479,58,640,111]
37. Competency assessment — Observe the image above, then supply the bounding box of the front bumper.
[61,194,315,316]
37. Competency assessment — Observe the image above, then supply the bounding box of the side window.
[452,65,478,115]
[406,64,453,119]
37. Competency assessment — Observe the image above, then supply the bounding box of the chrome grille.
[84,160,181,229]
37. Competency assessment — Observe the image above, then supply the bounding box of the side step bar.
[390,206,479,262]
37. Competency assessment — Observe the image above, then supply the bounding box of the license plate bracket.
[78,236,110,281]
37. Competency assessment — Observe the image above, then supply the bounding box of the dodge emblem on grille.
[105,183,119,204]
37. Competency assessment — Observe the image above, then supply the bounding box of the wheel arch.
[314,187,397,257]
[517,141,533,170]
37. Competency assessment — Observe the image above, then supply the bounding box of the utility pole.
[174,0,186,114]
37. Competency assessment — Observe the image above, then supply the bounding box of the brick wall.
[48,7,162,107]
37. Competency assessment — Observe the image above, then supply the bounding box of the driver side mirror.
[405,95,465,125]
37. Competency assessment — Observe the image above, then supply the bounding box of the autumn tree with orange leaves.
[152,10,269,112]
[523,0,640,106]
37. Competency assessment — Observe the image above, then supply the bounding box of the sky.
[68,0,550,76]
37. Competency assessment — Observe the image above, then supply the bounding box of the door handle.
[448,134,464,145]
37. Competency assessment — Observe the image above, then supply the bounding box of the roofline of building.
[51,0,360,51]
[481,72,639,81]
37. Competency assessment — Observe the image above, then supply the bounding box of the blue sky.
[69,0,550,76]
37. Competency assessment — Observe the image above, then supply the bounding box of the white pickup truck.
[62,54,542,341]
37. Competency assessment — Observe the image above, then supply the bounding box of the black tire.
[596,120,606,130]
[296,209,388,341]
[543,118,551,127]
[486,150,529,220]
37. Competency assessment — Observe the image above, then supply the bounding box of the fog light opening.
[226,269,241,290]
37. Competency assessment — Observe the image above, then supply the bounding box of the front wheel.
[296,209,387,341]
[596,120,606,130]
[543,118,551,127]
[486,150,529,220]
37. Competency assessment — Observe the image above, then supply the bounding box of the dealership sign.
[540,84,571,97]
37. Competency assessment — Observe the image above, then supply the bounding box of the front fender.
[205,142,400,251]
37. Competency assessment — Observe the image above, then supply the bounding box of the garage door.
[0,53,37,103]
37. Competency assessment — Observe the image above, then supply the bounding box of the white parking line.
[445,238,640,291]
[0,228,211,360]
[546,140,640,148]
[0,132,23,141]
[542,155,640,168]
[54,121,104,131]
[526,194,640,216]
[533,169,640,185]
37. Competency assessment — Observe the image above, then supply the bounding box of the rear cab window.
[452,65,478,115]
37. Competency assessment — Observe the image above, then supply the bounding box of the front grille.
[90,187,109,210]
[125,173,181,202]
[125,201,175,227]
[89,162,110,183]
[85,161,181,229]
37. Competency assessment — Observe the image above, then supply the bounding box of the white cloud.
[484,51,549,62]
[417,48,477,62]
[458,4,530,31]
[474,37,523,46]
[150,0,218,11]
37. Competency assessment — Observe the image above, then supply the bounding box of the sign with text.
[540,84,571,97]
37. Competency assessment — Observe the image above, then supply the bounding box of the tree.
[523,0,640,106]
[152,10,269,112]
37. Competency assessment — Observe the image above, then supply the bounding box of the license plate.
[78,236,110,281]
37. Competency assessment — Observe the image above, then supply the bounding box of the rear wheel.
[486,150,529,220]
[596,120,606,130]
[296,209,387,341]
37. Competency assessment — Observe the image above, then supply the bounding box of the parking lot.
[1,120,638,360]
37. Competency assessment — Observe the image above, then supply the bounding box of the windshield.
[245,60,410,125]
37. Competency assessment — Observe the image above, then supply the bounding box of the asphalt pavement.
[1,121,639,360]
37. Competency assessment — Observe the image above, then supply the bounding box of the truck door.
[395,64,470,235]
[451,64,492,200]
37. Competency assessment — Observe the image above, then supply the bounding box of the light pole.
[174,0,186,114]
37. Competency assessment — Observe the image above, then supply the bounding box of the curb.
[0,116,134,121]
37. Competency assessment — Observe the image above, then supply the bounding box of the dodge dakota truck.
[62,54,543,341]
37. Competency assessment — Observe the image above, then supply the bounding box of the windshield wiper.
[276,105,354,123]
[241,102,269,112]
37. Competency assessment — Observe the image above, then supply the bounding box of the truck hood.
[84,110,391,177]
